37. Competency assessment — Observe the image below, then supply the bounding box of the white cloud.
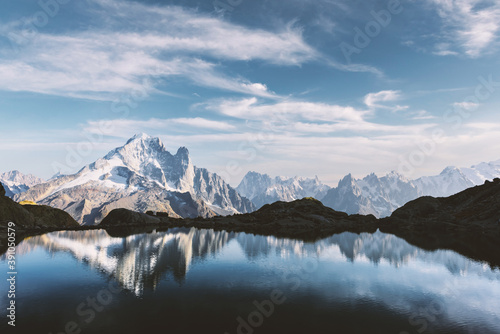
[5,120,500,185]
[84,117,235,138]
[0,0,318,100]
[0,0,387,101]
[203,97,368,122]
[464,122,500,130]
[199,97,435,137]
[363,90,406,111]
[427,0,500,57]
[433,42,460,56]
[453,101,480,110]
[169,118,235,130]
[92,0,318,65]
[410,110,437,120]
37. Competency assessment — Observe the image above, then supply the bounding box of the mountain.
[0,170,44,197]
[321,172,421,217]
[12,228,490,296]
[380,178,500,265]
[321,173,378,216]
[0,183,79,229]
[236,171,330,209]
[100,179,500,266]
[236,159,500,218]
[321,159,500,218]
[15,134,254,225]
[387,178,500,228]
[414,161,500,197]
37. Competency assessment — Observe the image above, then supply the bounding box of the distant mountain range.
[11,134,254,225]
[2,133,500,223]
[236,172,330,209]
[0,170,44,197]
[321,161,500,217]
[238,160,500,218]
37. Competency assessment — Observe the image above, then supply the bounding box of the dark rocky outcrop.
[0,183,80,255]
[385,178,500,229]
[380,178,500,266]
[102,208,162,226]
[101,197,379,239]
[21,204,82,228]
[1,183,37,228]
[0,183,79,229]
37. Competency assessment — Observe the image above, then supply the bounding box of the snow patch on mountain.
[0,170,44,197]
[16,134,254,225]
[322,159,500,218]
[237,172,330,209]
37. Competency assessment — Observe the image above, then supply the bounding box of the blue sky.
[0,0,499,186]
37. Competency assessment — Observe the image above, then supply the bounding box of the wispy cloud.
[202,97,367,122]
[0,0,318,100]
[200,96,434,135]
[363,90,408,111]
[409,110,437,120]
[426,0,500,57]
[84,117,235,137]
[453,101,480,110]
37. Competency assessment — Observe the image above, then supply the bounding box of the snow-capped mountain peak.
[322,159,500,218]
[15,134,254,225]
[236,171,330,209]
[0,170,45,197]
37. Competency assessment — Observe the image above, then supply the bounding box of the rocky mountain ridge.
[15,134,254,225]
[240,159,500,218]
[236,172,330,209]
[0,170,44,197]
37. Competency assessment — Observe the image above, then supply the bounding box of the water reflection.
[12,228,500,296]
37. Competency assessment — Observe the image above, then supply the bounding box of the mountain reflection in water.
[13,228,500,296]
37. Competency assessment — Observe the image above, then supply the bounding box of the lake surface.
[1,228,500,334]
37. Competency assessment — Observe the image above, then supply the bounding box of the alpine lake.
[1,227,499,334]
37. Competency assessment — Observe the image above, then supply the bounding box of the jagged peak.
[127,132,152,143]
[0,170,44,183]
[363,172,378,180]
[440,166,460,175]
[386,170,406,179]
[175,147,190,161]
[338,173,356,187]
[113,134,167,156]
[242,171,272,180]
[123,133,166,150]
[0,170,22,178]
